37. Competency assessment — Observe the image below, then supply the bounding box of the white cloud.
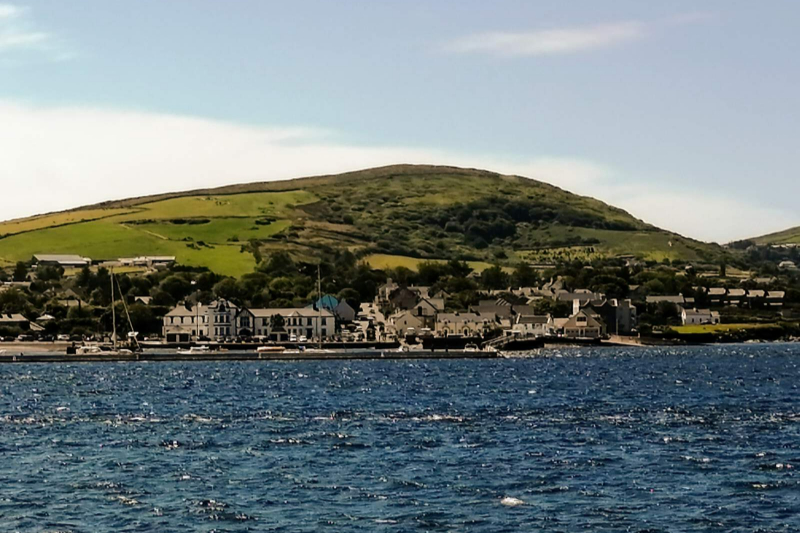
[443,13,715,58]
[0,100,794,243]
[0,3,67,59]
[444,22,646,57]
[0,3,21,19]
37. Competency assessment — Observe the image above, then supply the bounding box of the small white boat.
[464,343,480,352]
[177,345,211,354]
[256,346,286,354]
[76,345,133,356]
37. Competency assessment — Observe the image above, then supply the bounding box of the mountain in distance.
[0,165,726,277]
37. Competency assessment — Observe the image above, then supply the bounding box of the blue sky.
[1,0,799,242]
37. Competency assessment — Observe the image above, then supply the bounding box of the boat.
[76,345,134,356]
[256,345,286,354]
[177,345,211,354]
[464,343,480,352]
[71,269,141,357]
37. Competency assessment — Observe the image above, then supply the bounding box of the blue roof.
[310,295,339,310]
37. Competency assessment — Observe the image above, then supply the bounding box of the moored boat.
[177,345,211,354]
[256,345,286,354]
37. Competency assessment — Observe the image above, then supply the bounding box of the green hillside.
[0,165,724,276]
[750,226,800,246]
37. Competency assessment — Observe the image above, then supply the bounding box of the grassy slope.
[751,226,800,245]
[0,165,724,276]
[0,191,315,277]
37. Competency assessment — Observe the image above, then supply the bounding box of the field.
[672,323,776,334]
[0,191,316,277]
[0,208,133,238]
[363,254,500,273]
[517,226,710,263]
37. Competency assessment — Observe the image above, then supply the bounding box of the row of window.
[168,316,208,325]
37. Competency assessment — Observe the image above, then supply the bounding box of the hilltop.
[0,165,725,277]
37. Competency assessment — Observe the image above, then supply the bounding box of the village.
[1,250,798,352]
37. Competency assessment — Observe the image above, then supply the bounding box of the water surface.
[1,344,798,532]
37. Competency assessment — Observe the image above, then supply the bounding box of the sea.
[0,344,798,532]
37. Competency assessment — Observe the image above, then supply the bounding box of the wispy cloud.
[444,13,712,58]
[0,3,70,59]
[0,100,794,242]
[444,21,646,57]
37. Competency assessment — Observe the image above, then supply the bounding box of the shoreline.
[0,349,498,363]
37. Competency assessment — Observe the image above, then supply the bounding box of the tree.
[337,288,361,310]
[13,262,28,282]
[75,266,93,289]
[36,265,63,282]
[259,251,296,276]
[213,278,240,301]
[511,262,539,287]
[0,287,30,314]
[480,265,509,290]
[417,261,448,285]
[159,275,193,302]
[447,259,473,279]
[270,314,285,332]
[532,299,572,318]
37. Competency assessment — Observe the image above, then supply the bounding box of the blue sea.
[1,345,798,532]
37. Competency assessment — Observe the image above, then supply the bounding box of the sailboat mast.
[110,269,117,349]
[317,264,322,349]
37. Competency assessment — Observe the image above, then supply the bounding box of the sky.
[1,0,799,243]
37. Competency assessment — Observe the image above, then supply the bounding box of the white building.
[680,307,720,326]
[237,308,335,341]
[511,315,553,337]
[33,254,92,268]
[388,310,424,337]
[435,312,491,337]
[119,256,176,268]
[163,299,238,343]
[164,300,335,342]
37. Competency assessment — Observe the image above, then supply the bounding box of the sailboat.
[76,269,141,356]
[287,264,333,355]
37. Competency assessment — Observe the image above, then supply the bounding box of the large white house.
[237,308,335,341]
[163,299,238,343]
[163,299,336,342]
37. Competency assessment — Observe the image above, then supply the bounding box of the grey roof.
[247,308,334,318]
[165,305,197,317]
[517,315,550,325]
[34,254,90,263]
[556,291,604,302]
[646,295,685,304]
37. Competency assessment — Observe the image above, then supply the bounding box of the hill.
[0,165,724,277]
[750,226,800,246]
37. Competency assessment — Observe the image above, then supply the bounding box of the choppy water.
[1,344,798,532]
